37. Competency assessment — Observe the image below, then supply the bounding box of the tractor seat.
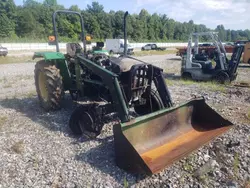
[194,54,208,61]
[66,43,82,57]
[199,61,213,73]
[192,59,212,70]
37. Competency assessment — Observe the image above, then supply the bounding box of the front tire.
[69,104,104,138]
[134,89,164,116]
[34,60,64,111]
[214,71,230,84]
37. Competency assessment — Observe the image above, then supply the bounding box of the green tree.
[43,0,57,7]
[0,14,14,37]
[226,29,231,41]
[1,0,250,42]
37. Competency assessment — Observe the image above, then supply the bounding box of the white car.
[0,44,8,56]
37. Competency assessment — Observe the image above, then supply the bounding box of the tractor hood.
[109,56,145,73]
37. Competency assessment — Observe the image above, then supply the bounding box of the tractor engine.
[106,56,149,105]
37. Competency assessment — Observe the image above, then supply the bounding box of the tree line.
[0,0,250,42]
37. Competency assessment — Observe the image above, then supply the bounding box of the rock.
[215,170,222,178]
[226,181,238,188]
[104,182,113,188]
[220,167,228,173]
[211,160,219,168]
[203,154,210,162]
[66,182,75,188]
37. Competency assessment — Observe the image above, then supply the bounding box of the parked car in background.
[224,42,234,46]
[234,40,249,46]
[198,43,215,47]
[0,44,8,56]
[141,43,166,51]
[105,39,134,55]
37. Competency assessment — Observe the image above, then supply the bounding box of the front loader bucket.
[113,98,233,175]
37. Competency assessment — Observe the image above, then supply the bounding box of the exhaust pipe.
[124,11,128,56]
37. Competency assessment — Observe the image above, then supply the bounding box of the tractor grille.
[130,65,149,100]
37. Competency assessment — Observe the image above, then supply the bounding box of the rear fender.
[33,52,71,90]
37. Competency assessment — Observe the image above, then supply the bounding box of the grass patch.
[0,56,35,64]
[247,109,250,120]
[165,78,197,87]
[183,162,194,172]
[0,116,8,131]
[233,153,240,177]
[134,49,177,56]
[15,75,33,81]
[123,177,129,188]
[200,81,226,92]
[25,90,37,98]
[165,79,175,86]
[165,78,227,92]
[11,140,25,154]
[2,83,13,88]
[179,80,197,86]
[0,77,7,83]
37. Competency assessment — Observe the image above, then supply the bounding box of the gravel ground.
[0,54,250,188]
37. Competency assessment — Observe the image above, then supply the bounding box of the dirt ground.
[0,54,250,188]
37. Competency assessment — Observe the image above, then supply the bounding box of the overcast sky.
[14,0,250,30]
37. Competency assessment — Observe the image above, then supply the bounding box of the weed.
[123,177,129,188]
[183,162,194,172]
[180,80,197,86]
[11,140,24,154]
[183,155,195,173]
[233,153,240,177]
[247,108,250,120]
[0,116,7,125]
[198,174,209,185]
[0,116,8,130]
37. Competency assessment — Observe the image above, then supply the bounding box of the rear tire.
[134,89,164,116]
[34,60,64,111]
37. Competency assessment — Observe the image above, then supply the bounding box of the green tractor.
[33,10,233,175]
